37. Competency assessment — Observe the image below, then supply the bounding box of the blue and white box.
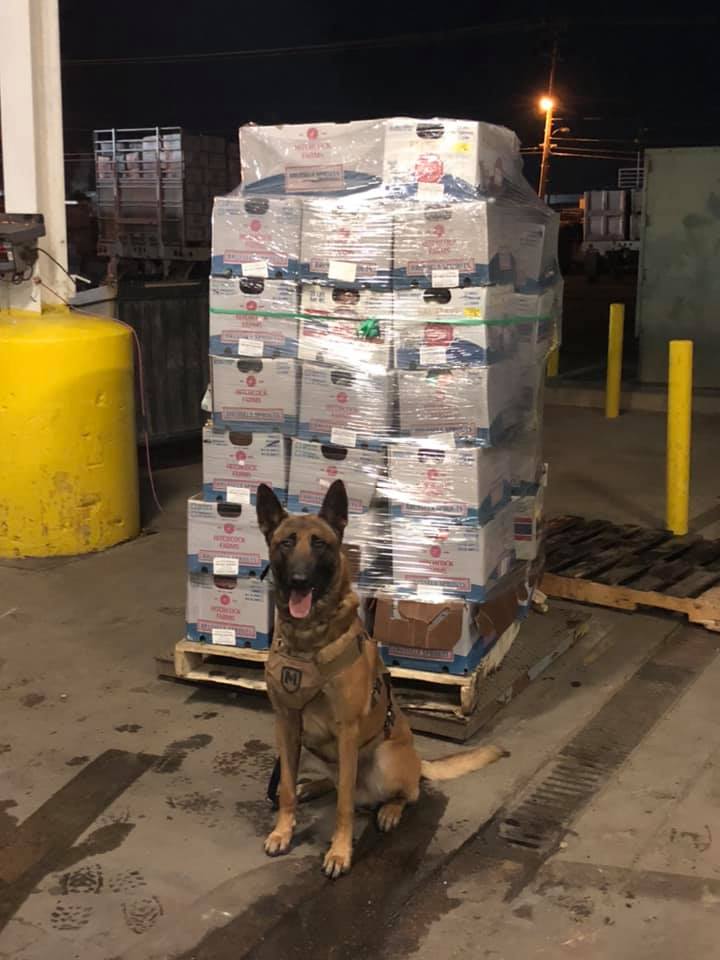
[186,572,273,649]
[392,200,506,288]
[209,277,298,358]
[187,495,267,577]
[393,285,513,368]
[211,356,298,435]
[202,426,287,504]
[240,119,385,195]
[299,197,393,289]
[211,195,301,280]
[299,283,393,368]
[298,362,391,450]
[287,438,383,515]
[382,117,522,196]
[390,503,515,602]
[396,360,513,446]
[385,445,510,524]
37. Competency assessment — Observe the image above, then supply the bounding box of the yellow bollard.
[605,303,625,418]
[666,340,693,535]
[546,347,559,378]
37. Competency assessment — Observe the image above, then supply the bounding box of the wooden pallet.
[157,607,589,742]
[541,517,720,632]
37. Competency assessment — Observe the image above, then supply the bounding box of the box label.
[213,557,240,576]
[226,486,251,504]
[241,261,268,278]
[420,345,447,366]
[237,338,264,357]
[330,427,357,448]
[416,181,445,199]
[211,627,236,645]
[431,268,460,288]
[328,260,357,283]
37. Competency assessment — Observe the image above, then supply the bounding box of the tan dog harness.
[265,627,370,710]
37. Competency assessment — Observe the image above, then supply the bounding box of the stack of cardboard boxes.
[185,118,560,676]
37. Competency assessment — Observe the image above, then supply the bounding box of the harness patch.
[280,666,302,694]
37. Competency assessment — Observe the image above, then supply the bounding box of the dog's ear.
[256,483,288,544]
[318,479,348,541]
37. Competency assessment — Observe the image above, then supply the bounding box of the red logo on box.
[245,300,257,311]
[246,375,257,387]
[235,451,246,462]
[336,392,348,404]
[430,545,442,558]
[250,219,262,232]
[426,468,440,481]
[224,523,235,534]
[220,594,231,605]
[326,466,338,477]
[307,127,319,140]
[425,324,453,346]
[432,223,445,238]
[415,154,443,183]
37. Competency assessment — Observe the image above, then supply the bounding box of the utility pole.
[538,35,559,199]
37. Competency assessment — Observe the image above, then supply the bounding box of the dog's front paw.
[264,828,293,857]
[322,840,352,879]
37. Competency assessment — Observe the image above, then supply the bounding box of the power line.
[61,15,718,66]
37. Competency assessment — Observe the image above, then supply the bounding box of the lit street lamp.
[538,96,555,198]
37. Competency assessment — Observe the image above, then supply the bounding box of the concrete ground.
[1,408,719,959]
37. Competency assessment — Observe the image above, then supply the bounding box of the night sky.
[58,2,719,193]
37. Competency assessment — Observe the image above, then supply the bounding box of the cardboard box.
[509,428,544,495]
[299,284,393,368]
[393,285,514,368]
[501,202,560,292]
[385,445,510,523]
[287,438,383,515]
[202,426,287,503]
[396,361,512,445]
[513,287,556,366]
[211,195,301,279]
[187,495,267,576]
[513,488,544,561]
[299,198,393,289]
[392,200,503,288]
[298,362,391,450]
[390,504,515,601]
[209,277,299,358]
[374,586,518,670]
[382,117,522,195]
[186,572,273,649]
[239,120,385,193]
[211,357,298,434]
[345,508,389,589]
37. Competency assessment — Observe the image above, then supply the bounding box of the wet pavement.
[1,462,719,959]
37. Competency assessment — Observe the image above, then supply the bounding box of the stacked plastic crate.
[185,118,561,677]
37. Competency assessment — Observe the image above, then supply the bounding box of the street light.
[538,95,555,198]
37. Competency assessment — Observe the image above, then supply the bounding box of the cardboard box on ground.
[374,576,520,672]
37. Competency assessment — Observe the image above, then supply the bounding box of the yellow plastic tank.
[0,307,140,557]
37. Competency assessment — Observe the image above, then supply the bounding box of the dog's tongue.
[289,589,313,619]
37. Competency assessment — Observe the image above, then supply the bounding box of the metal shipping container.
[636,147,720,388]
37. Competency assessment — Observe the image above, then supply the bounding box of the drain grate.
[498,654,714,853]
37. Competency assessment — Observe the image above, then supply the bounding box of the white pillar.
[0,0,73,310]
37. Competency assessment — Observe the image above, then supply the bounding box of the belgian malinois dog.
[257,479,505,878]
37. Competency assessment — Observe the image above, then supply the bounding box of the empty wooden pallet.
[541,517,720,631]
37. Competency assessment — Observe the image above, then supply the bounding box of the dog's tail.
[420,744,508,783]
